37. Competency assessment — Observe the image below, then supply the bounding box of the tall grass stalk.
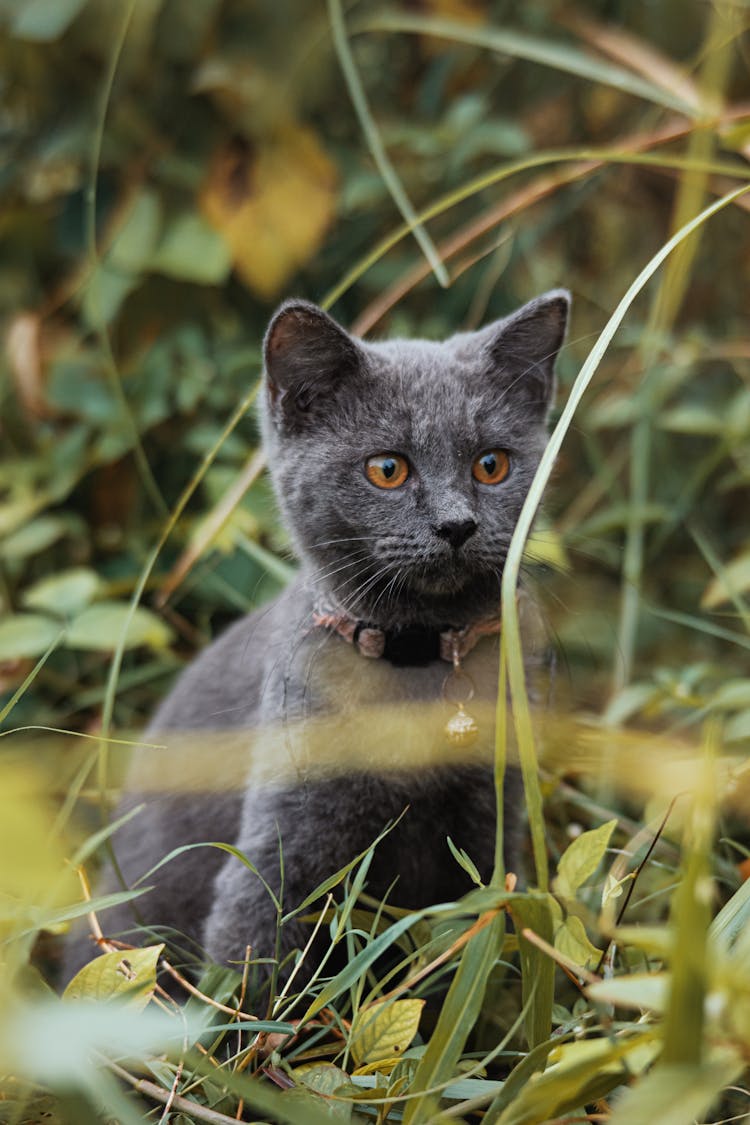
[327,0,448,287]
[498,182,750,894]
[85,0,165,517]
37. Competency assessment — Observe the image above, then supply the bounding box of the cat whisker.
[313,551,372,585]
[342,563,401,618]
[308,534,381,550]
[368,568,402,620]
[331,560,393,617]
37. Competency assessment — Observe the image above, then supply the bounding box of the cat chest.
[246,633,504,784]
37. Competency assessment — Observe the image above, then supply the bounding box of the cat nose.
[434,518,478,549]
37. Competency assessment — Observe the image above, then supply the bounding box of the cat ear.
[264,300,362,425]
[483,289,570,413]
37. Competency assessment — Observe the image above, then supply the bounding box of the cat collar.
[310,603,502,668]
[312,602,502,747]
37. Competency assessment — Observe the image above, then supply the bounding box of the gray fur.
[63,291,569,983]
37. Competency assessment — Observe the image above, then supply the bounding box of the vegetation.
[1,0,750,1122]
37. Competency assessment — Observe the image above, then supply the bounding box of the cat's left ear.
[482,289,570,415]
[264,300,362,428]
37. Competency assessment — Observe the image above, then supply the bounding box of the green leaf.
[10,0,88,41]
[81,262,138,328]
[295,1063,357,1099]
[554,819,617,899]
[150,212,232,284]
[22,567,101,617]
[63,944,164,1008]
[492,1033,659,1125]
[350,999,424,1067]
[0,613,62,660]
[587,971,669,1013]
[1,515,68,559]
[724,709,750,743]
[710,679,750,711]
[446,836,482,886]
[108,188,163,274]
[710,872,750,954]
[658,404,725,434]
[602,682,659,726]
[608,1057,745,1125]
[554,914,601,971]
[612,924,673,958]
[67,601,173,651]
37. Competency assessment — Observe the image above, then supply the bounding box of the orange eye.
[472,449,510,485]
[365,453,409,490]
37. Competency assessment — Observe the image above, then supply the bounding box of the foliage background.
[1,0,750,1122]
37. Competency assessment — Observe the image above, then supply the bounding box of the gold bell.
[445,705,479,747]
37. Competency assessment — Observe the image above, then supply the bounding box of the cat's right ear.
[264,301,361,428]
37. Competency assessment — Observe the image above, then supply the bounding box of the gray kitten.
[64,291,569,983]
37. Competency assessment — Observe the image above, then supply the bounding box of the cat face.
[261,293,570,627]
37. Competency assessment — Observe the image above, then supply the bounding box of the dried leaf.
[201,127,336,299]
[5,313,47,418]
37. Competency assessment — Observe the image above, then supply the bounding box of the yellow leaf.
[200,126,337,300]
[353,1056,404,1077]
[349,998,424,1067]
[554,914,602,971]
[63,944,164,1009]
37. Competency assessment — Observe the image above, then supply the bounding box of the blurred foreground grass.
[1,0,750,1121]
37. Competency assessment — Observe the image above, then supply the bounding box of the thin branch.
[160,959,259,1024]
[518,926,601,986]
[103,1058,245,1125]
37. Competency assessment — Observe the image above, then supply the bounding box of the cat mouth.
[402,551,481,595]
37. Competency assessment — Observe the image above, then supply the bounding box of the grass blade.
[327,0,448,287]
[660,731,717,1065]
[361,10,699,115]
[402,912,505,1125]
